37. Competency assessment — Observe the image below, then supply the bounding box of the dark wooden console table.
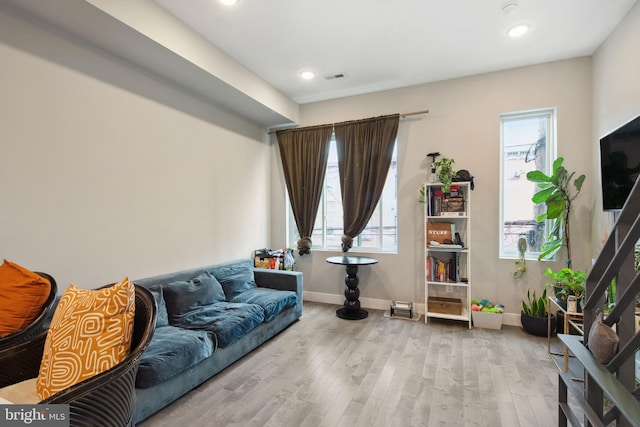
[326,255,378,320]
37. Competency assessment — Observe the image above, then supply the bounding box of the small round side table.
[326,255,378,320]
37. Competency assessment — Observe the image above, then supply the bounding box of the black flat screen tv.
[600,114,640,211]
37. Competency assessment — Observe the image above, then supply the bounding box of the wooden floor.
[139,302,563,427]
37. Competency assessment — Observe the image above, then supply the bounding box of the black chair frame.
[0,272,57,387]
[0,285,157,427]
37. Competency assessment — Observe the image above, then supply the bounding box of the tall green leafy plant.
[526,157,585,267]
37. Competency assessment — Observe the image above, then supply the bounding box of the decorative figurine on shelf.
[426,152,440,183]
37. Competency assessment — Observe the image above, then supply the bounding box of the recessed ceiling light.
[299,70,316,80]
[507,24,529,37]
[219,0,238,5]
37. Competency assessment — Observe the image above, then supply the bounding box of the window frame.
[499,107,557,260]
[286,138,398,254]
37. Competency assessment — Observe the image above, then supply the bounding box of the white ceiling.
[156,0,638,104]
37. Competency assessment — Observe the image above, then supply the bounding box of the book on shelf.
[428,243,463,249]
[426,221,455,244]
[428,189,444,216]
[426,253,460,282]
[439,211,466,217]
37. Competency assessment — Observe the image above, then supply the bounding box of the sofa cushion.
[0,259,51,337]
[230,288,297,322]
[172,302,264,348]
[210,260,256,300]
[36,278,135,400]
[163,272,226,320]
[136,326,215,389]
[147,285,169,327]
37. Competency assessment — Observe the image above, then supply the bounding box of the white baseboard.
[302,291,521,327]
[501,312,520,327]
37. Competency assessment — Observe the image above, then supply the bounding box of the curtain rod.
[267,109,429,135]
[399,109,429,118]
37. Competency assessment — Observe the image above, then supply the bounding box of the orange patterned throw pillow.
[36,277,135,400]
[0,259,51,337]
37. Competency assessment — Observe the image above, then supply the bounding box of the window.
[288,139,398,253]
[500,108,556,259]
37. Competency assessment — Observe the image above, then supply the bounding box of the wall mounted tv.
[600,114,640,211]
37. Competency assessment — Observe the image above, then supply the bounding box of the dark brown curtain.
[334,114,399,252]
[277,125,333,255]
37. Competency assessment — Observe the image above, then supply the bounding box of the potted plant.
[433,157,457,193]
[513,236,528,279]
[544,267,586,311]
[526,157,585,267]
[521,288,556,336]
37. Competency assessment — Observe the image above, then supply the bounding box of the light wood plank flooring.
[139,302,561,427]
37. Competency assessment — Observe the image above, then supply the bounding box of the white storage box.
[472,311,503,330]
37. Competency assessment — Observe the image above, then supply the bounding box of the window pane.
[311,209,323,246]
[500,110,554,258]
[289,138,398,253]
[359,204,381,248]
[325,143,342,247]
[381,157,398,250]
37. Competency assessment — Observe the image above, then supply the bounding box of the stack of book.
[427,189,444,216]
[426,253,460,282]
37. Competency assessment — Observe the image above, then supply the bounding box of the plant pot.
[552,289,585,313]
[521,311,556,336]
[553,286,568,310]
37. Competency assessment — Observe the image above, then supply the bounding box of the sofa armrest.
[254,269,302,295]
[254,269,303,318]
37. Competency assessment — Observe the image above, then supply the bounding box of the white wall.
[591,1,640,254]
[271,58,594,325]
[0,8,271,289]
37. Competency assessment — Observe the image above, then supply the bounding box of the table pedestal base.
[336,307,368,320]
[337,264,368,320]
[326,256,378,321]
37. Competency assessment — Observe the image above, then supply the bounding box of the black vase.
[521,311,556,336]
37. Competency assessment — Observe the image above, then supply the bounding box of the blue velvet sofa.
[132,259,303,424]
